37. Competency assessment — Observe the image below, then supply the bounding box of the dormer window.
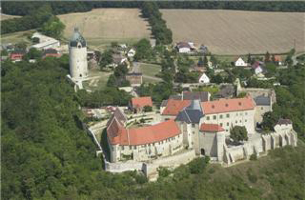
[212,105,215,109]
[238,102,242,106]
[78,44,81,49]
[225,103,228,107]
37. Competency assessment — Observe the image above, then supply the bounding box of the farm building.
[31,32,60,50]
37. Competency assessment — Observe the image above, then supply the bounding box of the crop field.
[162,9,305,55]
[58,9,151,50]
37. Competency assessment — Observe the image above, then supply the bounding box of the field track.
[162,9,305,55]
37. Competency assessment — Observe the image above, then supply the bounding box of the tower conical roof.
[70,27,86,47]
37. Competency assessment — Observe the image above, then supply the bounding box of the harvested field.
[162,9,305,55]
[58,9,151,49]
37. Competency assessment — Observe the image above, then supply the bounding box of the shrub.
[250,154,257,161]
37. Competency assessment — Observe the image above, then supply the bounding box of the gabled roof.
[200,123,224,132]
[202,97,256,114]
[176,42,191,49]
[175,100,204,124]
[254,95,271,106]
[162,99,190,116]
[131,96,153,108]
[107,119,181,145]
[106,107,127,127]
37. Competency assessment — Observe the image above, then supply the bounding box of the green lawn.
[83,69,111,91]
[1,30,35,45]
[140,63,161,77]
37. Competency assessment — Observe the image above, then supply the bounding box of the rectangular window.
[220,115,223,119]
[245,120,247,122]
[129,146,132,150]
[261,107,264,110]
[226,114,230,118]
[122,146,124,150]
[227,122,229,126]
[206,116,210,120]
[192,124,195,128]
[213,115,216,120]
[134,146,136,150]
[245,112,248,115]
[220,123,223,127]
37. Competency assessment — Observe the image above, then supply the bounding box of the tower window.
[80,74,82,77]
[78,45,81,49]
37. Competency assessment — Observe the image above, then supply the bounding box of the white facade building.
[199,73,210,84]
[235,57,247,67]
[31,32,60,50]
[69,28,88,80]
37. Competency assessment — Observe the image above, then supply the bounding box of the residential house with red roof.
[130,96,153,113]
[10,49,26,62]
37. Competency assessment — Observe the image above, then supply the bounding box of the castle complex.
[106,95,297,172]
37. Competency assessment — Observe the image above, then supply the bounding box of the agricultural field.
[162,9,305,55]
[58,9,152,50]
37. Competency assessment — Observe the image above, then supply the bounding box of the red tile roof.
[273,55,282,62]
[202,97,255,114]
[131,96,153,108]
[200,123,224,132]
[107,119,180,145]
[162,99,191,116]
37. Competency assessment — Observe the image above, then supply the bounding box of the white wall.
[203,109,255,136]
[69,42,88,79]
[109,133,184,163]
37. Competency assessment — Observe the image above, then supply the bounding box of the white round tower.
[69,28,88,79]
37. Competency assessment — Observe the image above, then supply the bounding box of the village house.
[175,42,195,53]
[273,55,283,66]
[10,49,26,62]
[130,96,153,113]
[127,48,136,58]
[252,61,264,75]
[126,72,143,86]
[234,57,248,67]
[42,48,61,59]
[198,73,210,84]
